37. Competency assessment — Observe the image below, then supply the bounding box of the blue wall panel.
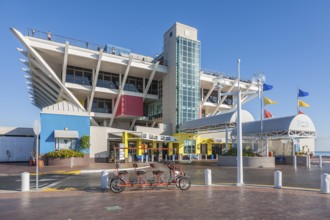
[40,113,90,154]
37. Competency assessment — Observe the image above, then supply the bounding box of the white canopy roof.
[231,114,316,138]
[54,130,79,139]
[179,110,254,133]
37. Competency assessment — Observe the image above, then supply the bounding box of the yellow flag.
[298,99,310,107]
[264,96,278,106]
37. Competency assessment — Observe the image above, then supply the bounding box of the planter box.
[218,156,275,168]
[46,155,89,167]
[284,156,307,166]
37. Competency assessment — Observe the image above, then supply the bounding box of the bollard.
[152,155,155,162]
[319,155,323,169]
[307,154,311,169]
[141,155,144,163]
[205,154,207,160]
[146,155,149,163]
[198,154,200,160]
[321,173,330,193]
[216,154,219,160]
[101,170,109,190]
[274,170,282,189]
[165,154,168,161]
[21,172,30,192]
[172,155,175,161]
[205,169,212,186]
[293,155,297,170]
[179,154,182,161]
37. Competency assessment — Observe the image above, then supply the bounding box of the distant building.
[0,127,34,162]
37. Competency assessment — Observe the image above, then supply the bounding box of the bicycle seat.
[152,170,164,175]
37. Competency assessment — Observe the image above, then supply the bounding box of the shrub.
[80,135,90,149]
[46,149,85,159]
[223,147,258,157]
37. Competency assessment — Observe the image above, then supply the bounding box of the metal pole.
[36,133,39,191]
[260,83,264,156]
[236,59,244,186]
[225,126,228,152]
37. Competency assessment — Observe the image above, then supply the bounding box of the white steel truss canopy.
[231,114,316,138]
[179,110,254,133]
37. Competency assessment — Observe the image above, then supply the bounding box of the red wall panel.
[116,95,143,117]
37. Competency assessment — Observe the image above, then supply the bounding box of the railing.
[201,68,252,83]
[27,28,160,64]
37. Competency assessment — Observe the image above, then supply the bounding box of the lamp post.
[236,59,244,186]
[252,72,266,156]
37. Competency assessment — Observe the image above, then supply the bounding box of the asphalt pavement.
[1,159,330,219]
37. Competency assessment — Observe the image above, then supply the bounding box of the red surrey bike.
[109,162,191,193]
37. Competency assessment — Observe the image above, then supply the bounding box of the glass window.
[91,98,112,114]
[176,37,200,130]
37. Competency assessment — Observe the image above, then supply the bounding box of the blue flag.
[298,89,309,97]
[263,83,273,92]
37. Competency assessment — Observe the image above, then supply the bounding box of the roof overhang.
[54,130,79,139]
[179,110,254,133]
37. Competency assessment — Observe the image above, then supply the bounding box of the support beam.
[143,61,159,100]
[212,79,238,115]
[202,83,216,106]
[58,41,70,101]
[109,56,133,127]
[62,41,69,84]
[88,49,104,112]
[130,119,137,130]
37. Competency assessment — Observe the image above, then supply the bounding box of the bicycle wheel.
[109,178,126,193]
[179,177,191,190]
[175,176,182,188]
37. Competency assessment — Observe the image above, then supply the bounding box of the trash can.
[275,156,286,165]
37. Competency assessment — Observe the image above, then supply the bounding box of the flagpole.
[297,85,299,114]
[236,58,244,186]
[261,84,264,156]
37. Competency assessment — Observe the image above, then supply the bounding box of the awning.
[178,110,254,133]
[54,130,79,139]
[231,114,316,138]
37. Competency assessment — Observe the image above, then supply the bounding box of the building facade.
[12,22,261,160]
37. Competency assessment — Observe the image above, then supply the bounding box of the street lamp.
[252,72,266,156]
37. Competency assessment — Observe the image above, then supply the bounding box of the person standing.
[47,31,52,40]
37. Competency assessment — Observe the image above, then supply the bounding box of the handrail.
[26,28,161,64]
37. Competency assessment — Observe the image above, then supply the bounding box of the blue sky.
[1,0,329,150]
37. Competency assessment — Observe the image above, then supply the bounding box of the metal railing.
[201,68,252,83]
[27,28,159,64]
